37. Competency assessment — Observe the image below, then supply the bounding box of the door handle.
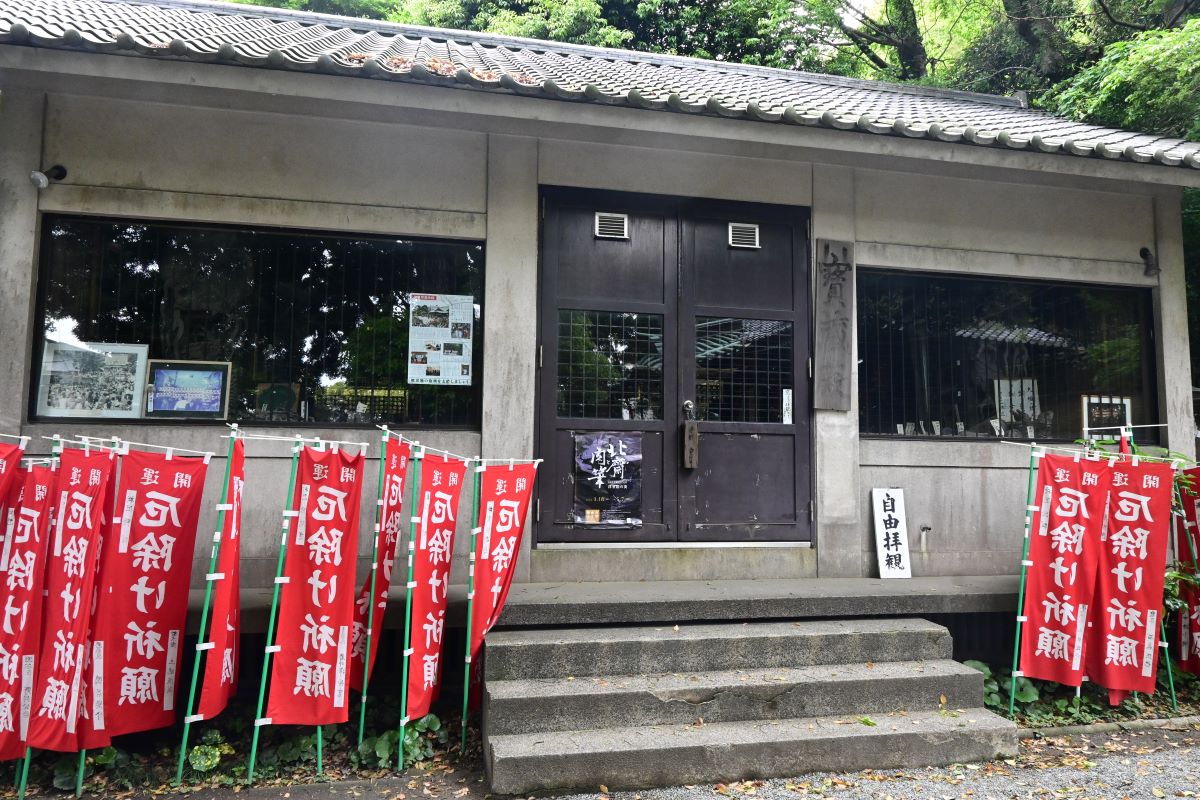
[682,399,699,469]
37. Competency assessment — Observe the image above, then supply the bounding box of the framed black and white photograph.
[145,359,232,419]
[37,340,148,419]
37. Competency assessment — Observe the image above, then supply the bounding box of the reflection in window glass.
[34,216,484,426]
[857,270,1156,440]
[695,317,793,423]
[556,311,663,419]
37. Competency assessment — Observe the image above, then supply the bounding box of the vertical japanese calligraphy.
[197,438,246,720]
[1086,459,1173,696]
[267,446,364,725]
[349,438,411,692]
[1019,455,1109,686]
[870,488,911,579]
[406,454,467,721]
[469,463,537,652]
[26,448,114,752]
[0,466,55,761]
[85,450,209,740]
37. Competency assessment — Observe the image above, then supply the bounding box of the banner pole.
[17,749,31,800]
[72,748,84,796]
[358,428,391,747]
[395,451,424,772]
[459,461,482,754]
[316,725,323,776]
[1009,446,1041,718]
[175,428,239,785]
[1161,619,1178,712]
[248,438,304,783]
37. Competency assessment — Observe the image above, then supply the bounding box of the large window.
[33,216,484,427]
[858,270,1157,441]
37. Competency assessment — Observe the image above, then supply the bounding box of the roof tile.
[1,0,1198,171]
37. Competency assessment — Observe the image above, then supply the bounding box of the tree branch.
[1093,0,1148,32]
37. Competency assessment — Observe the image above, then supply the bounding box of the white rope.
[74,434,214,458]
[1000,440,1195,467]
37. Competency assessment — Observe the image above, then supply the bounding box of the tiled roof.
[2,0,1199,172]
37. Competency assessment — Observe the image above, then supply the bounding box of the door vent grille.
[594,212,630,240]
[728,222,761,249]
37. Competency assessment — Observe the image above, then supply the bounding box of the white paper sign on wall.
[871,487,912,579]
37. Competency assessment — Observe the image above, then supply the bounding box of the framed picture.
[1082,395,1133,440]
[145,360,232,419]
[37,341,149,419]
[994,378,1040,424]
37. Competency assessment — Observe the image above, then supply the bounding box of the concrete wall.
[0,82,1190,588]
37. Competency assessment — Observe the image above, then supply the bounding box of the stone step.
[484,618,951,680]
[483,659,981,735]
[486,708,1019,795]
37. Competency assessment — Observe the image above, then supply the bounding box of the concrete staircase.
[482,618,1019,794]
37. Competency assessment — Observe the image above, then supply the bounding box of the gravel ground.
[196,726,1200,800]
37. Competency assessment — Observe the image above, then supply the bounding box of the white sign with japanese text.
[871,487,912,579]
[406,293,474,386]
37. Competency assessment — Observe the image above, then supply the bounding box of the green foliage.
[188,744,223,772]
[1050,19,1200,141]
[354,714,447,770]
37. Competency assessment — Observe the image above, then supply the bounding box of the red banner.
[0,466,55,761]
[197,438,246,720]
[0,442,25,518]
[469,463,537,657]
[1086,459,1174,696]
[26,448,114,753]
[1019,454,1109,686]
[1176,493,1200,674]
[266,446,365,725]
[349,438,411,692]
[83,450,209,742]
[405,453,468,722]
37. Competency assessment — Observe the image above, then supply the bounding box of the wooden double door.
[535,189,812,543]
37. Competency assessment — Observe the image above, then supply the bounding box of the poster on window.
[197,438,246,720]
[26,448,115,753]
[266,446,364,726]
[406,294,473,386]
[349,437,411,692]
[1018,454,1109,687]
[0,466,55,761]
[405,453,468,722]
[36,341,148,419]
[1085,459,1173,699]
[572,432,642,526]
[83,450,208,742]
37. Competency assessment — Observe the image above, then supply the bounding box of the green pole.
[459,461,482,755]
[247,437,304,783]
[74,748,85,797]
[358,428,391,747]
[395,452,424,772]
[316,725,323,776]
[17,749,31,800]
[175,428,239,785]
[1161,619,1178,712]
[1009,447,1041,718]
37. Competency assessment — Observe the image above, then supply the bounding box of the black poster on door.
[573,431,642,525]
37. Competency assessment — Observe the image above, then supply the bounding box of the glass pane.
[856,270,1157,441]
[35,216,484,426]
[695,317,794,423]
[556,310,664,419]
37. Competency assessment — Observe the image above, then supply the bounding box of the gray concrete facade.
[0,47,1193,588]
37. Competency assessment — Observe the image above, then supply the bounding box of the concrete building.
[1,0,1198,788]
